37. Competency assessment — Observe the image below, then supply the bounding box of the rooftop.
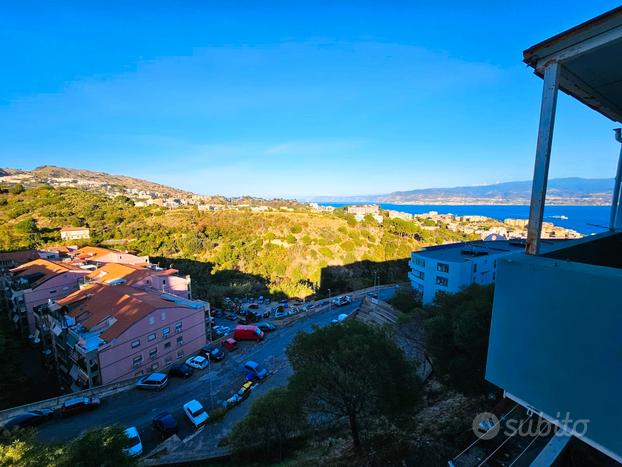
[413,239,569,263]
[58,283,193,342]
[86,262,177,286]
[10,259,86,288]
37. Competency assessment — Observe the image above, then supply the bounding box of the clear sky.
[1,1,621,198]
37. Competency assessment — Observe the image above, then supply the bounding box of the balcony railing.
[486,231,622,461]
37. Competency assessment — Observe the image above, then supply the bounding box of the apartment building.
[408,240,525,304]
[3,259,90,338]
[476,7,622,465]
[346,204,379,216]
[43,283,207,391]
[86,262,192,298]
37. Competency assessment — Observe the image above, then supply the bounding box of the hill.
[0,165,301,208]
[0,185,474,302]
[309,177,614,205]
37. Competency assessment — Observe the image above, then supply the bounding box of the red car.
[222,337,238,351]
[233,325,264,342]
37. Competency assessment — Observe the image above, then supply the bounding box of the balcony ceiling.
[524,6,622,123]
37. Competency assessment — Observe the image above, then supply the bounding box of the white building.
[60,227,90,241]
[408,240,526,304]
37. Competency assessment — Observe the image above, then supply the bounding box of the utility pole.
[328,289,331,314]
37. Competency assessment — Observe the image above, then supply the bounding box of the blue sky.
[1,1,621,198]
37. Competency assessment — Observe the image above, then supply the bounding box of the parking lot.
[34,286,397,457]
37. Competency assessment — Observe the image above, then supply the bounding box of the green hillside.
[0,185,474,301]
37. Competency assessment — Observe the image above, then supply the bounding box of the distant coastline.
[320,203,610,236]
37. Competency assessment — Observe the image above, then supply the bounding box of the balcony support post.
[526,62,560,255]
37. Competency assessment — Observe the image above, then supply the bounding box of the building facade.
[60,227,90,240]
[408,240,526,304]
[42,283,207,391]
[4,259,90,338]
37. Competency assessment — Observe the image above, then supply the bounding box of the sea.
[322,203,611,236]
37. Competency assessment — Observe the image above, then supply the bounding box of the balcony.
[485,231,622,462]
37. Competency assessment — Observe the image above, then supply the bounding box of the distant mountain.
[309,178,614,206]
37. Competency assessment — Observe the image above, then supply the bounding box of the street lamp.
[328,288,331,314]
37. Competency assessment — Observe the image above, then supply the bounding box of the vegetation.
[0,425,136,467]
[0,186,473,302]
[424,284,495,395]
[230,387,306,461]
[287,320,422,450]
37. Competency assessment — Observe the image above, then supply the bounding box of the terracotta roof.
[58,283,191,342]
[87,263,177,286]
[10,259,86,288]
[74,246,115,261]
[0,250,40,265]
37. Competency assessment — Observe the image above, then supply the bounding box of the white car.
[183,399,209,428]
[185,355,208,369]
[123,426,143,457]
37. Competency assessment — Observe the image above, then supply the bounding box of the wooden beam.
[526,62,560,255]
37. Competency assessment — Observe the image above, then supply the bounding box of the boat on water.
[549,215,568,220]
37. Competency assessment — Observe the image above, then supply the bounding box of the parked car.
[168,363,194,378]
[135,372,169,390]
[237,315,249,325]
[256,321,276,332]
[320,300,329,306]
[279,299,288,304]
[331,313,349,324]
[183,400,208,428]
[307,303,315,310]
[223,393,242,409]
[237,381,254,399]
[59,397,101,417]
[185,356,208,370]
[222,338,238,351]
[200,345,225,361]
[123,426,143,457]
[274,309,287,319]
[224,312,238,321]
[0,409,54,431]
[234,325,264,342]
[152,412,178,438]
[244,360,268,380]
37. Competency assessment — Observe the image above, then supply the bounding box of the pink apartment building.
[48,283,207,390]
[4,259,90,338]
[86,262,192,298]
[71,246,150,266]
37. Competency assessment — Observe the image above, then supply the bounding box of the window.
[134,370,144,377]
[148,316,155,325]
[162,279,166,285]
[164,341,171,349]
[414,257,425,267]
[177,349,185,358]
[49,290,57,294]
[165,355,173,364]
[414,270,424,280]
[162,327,170,339]
[473,264,478,273]
[149,348,158,360]
[147,333,156,342]
[175,321,182,333]
[437,263,449,273]
[131,339,140,349]
[436,276,448,287]
[176,335,184,346]
[133,355,143,368]
[160,311,166,321]
[151,362,159,370]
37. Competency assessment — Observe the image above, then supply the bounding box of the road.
[37,286,396,457]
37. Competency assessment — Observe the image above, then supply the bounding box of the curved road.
[37,286,396,456]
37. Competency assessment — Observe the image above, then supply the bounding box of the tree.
[230,388,305,461]
[424,284,494,395]
[14,217,38,234]
[287,320,421,450]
